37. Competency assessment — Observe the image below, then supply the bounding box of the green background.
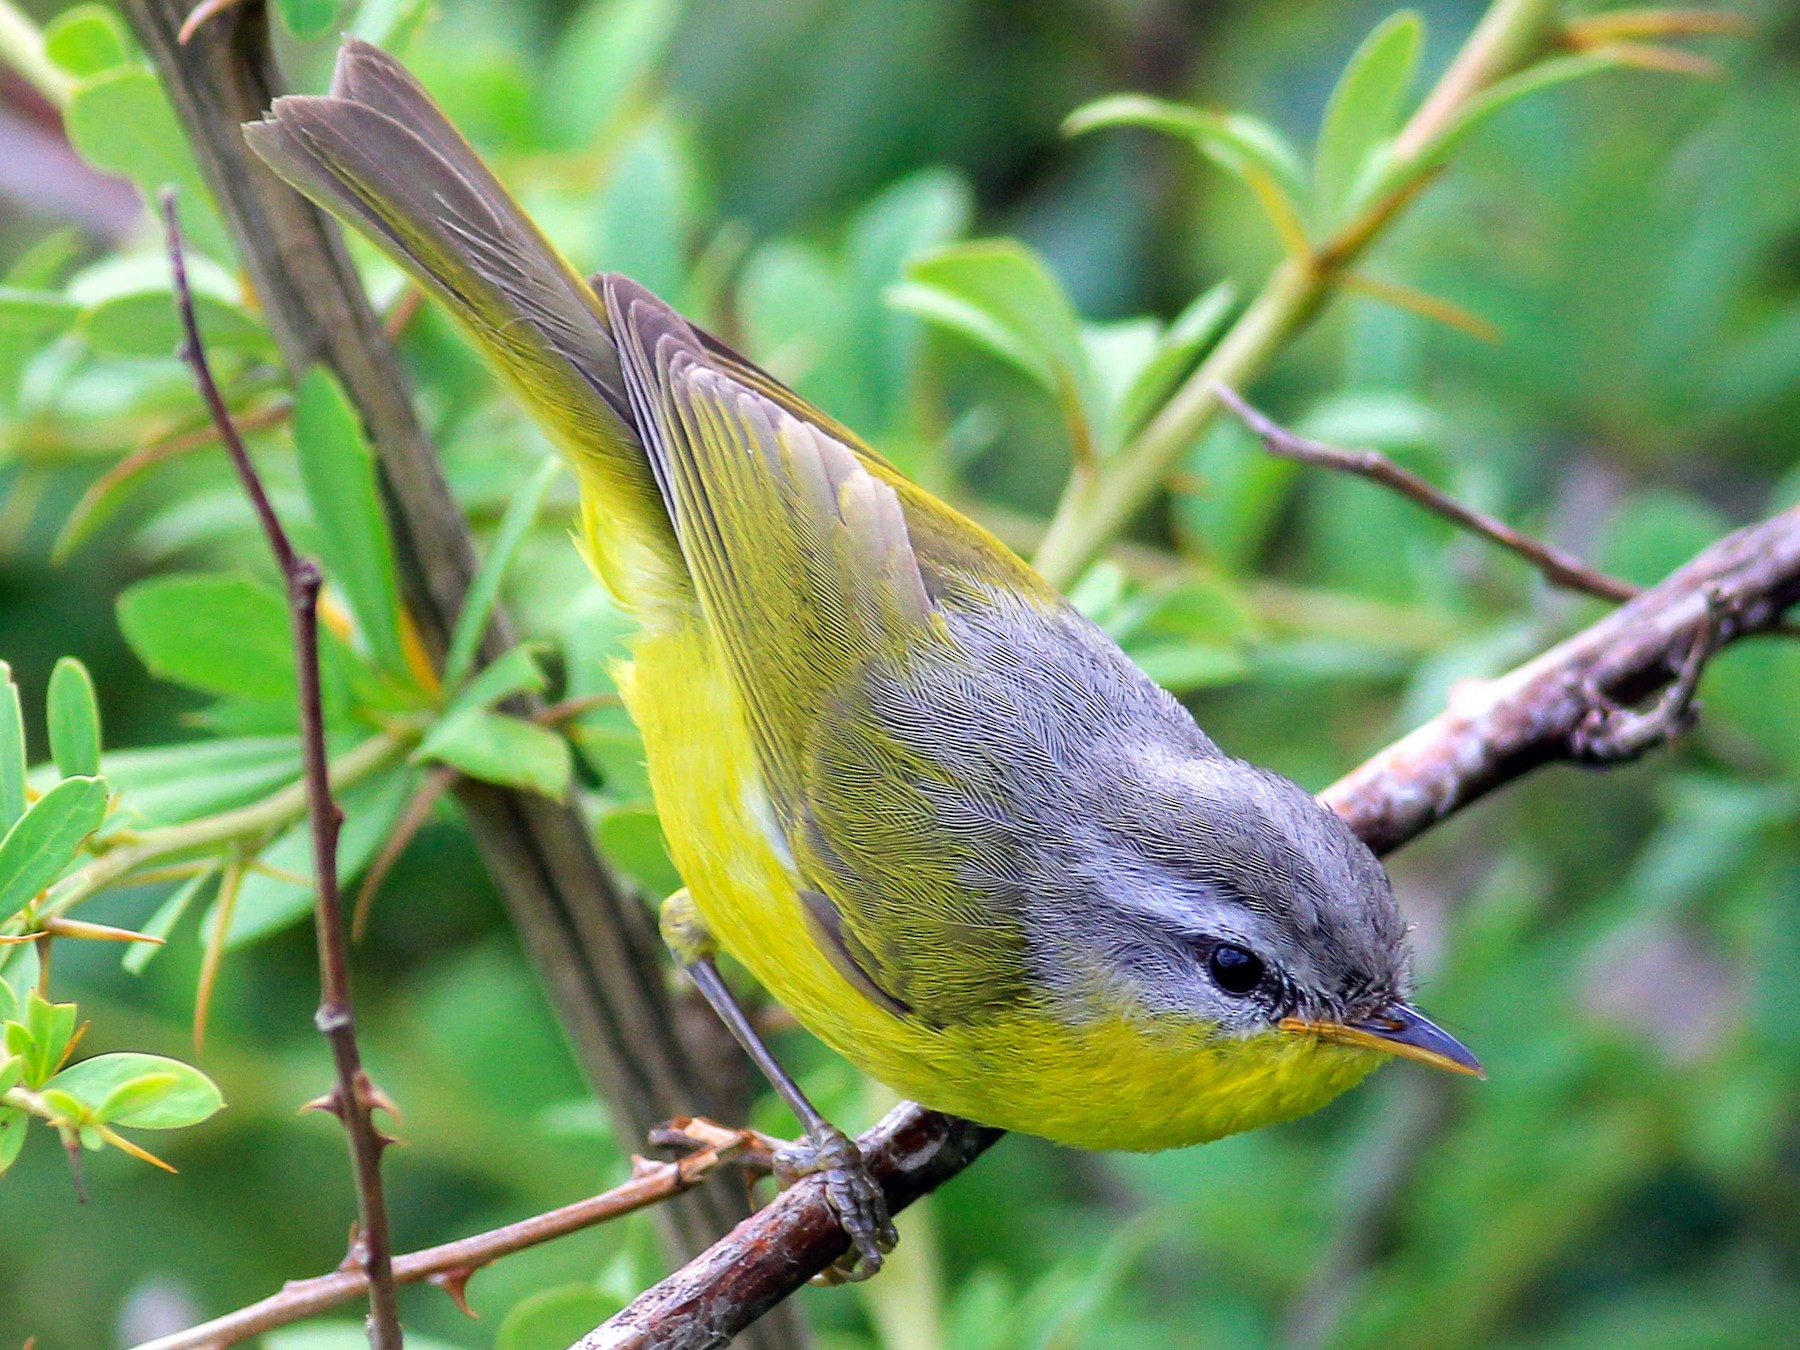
[2,1,1799,1347]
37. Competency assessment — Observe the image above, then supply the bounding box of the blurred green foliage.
[2,1,1799,1347]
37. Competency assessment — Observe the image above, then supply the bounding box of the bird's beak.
[1280,1002,1485,1078]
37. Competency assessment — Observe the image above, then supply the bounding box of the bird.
[246,38,1481,1279]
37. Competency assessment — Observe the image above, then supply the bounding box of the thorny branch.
[1213,384,1640,604]
[126,1120,767,1350]
[163,190,404,1350]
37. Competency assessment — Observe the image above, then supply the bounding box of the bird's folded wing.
[606,277,1031,1023]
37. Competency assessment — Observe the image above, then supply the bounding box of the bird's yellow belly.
[619,619,1380,1152]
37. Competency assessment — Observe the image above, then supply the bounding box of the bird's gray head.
[1025,730,1479,1075]
[920,595,1481,1075]
[1037,742,1403,1020]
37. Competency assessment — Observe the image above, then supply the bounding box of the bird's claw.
[775,1123,896,1283]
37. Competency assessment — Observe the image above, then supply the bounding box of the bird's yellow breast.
[618,617,1381,1151]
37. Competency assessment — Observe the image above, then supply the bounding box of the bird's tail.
[244,39,677,594]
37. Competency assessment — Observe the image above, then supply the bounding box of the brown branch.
[580,1106,1002,1350]
[1214,384,1639,604]
[127,1120,765,1350]
[1321,505,1800,851]
[163,190,402,1349]
[576,503,1800,1348]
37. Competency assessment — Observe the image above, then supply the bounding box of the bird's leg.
[659,889,897,1282]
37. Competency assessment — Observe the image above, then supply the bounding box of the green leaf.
[42,5,133,78]
[1080,319,1161,452]
[595,116,703,302]
[1172,418,1299,572]
[62,69,231,260]
[1114,281,1237,442]
[0,1108,26,1174]
[292,366,407,676]
[68,250,266,358]
[275,0,341,40]
[448,644,549,718]
[1396,52,1628,192]
[117,573,294,702]
[1597,490,1727,588]
[124,869,215,975]
[544,0,682,148]
[418,708,572,799]
[22,993,78,1086]
[0,287,79,341]
[1128,642,1249,694]
[46,656,102,779]
[893,241,1086,392]
[498,1284,625,1350]
[0,1054,20,1093]
[1313,11,1422,225]
[444,458,562,691]
[739,240,856,419]
[94,1071,180,1122]
[225,767,416,947]
[0,663,25,834]
[1065,94,1309,252]
[892,240,1096,450]
[844,167,973,435]
[350,0,435,51]
[102,736,303,828]
[0,776,110,921]
[46,1053,222,1128]
[0,977,14,1025]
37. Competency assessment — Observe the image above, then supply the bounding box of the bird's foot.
[775,1122,896,1283]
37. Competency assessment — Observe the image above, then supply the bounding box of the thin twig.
[127,1120,763,1350]
[1215,384,1639,604]
[163,189,404,1350]
[1321,507,1800,853]
[352,765,457,941]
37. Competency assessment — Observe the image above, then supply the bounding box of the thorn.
[1340,271,1500,343]
[338,1222,367,1272]
[358,1073,402,1120]
[630,1154,662,1180]
[381,285,426,342]
[300,1089,344,1118]
[55,1022,88,1075]
[429,1264,484,1318]
[1563,8,1754,46]
[1591,41,1724,78]
[41,916,165,945]
[96,1124,178,1174]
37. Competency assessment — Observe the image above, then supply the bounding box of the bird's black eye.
[1207,944,1265,996]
